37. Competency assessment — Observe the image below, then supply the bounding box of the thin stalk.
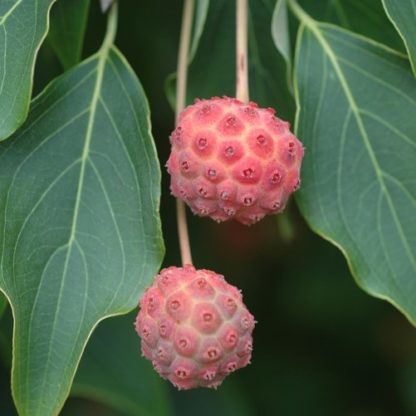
[176,0,194,122]
[102,1,118,49]
[175,0,195,266]
[287,0,314,27]
[235,0,249,103]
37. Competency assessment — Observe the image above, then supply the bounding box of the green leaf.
[272,0,291,65]
[290,2,416,322]
[48,0,91,69]
[298,0,404,52]
[0,0,56,141]
[271,0,293,92]
[167,0,294,121]
[190,0,210,60]
[382,0,416,76]
[72,312,172,416]
[0,8,164,415]
[249,0,295,118]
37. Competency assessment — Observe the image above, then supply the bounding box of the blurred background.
[1,1,416,415]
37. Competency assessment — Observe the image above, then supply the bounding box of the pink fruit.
[135,265,255,389]
[167,96,304,225]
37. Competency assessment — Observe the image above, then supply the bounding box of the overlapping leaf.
[0,0,56,141]
[272,0,291,69]
[382,0,416,76]
[0,13,164,415]
[292,4,416,321]
[298,0,404,51]
[48,0,91,69]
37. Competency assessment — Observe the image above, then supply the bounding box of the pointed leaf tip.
[100,0,114,13]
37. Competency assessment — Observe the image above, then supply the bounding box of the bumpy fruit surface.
[135,265,255,389]
[167,96,304,225]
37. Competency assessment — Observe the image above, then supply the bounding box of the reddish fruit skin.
[135,265,255,389]
[167,96,304,225]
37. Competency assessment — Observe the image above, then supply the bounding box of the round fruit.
[135,265,255,389]
[167,96,304,225]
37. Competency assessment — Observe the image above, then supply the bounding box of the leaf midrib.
[28,39,114,414]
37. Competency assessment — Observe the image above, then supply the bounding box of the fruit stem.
[175,0,195,266]
[176,199,193,266]
[235,0,249,103]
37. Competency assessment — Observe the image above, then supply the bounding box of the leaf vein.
[88,159,127,311]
